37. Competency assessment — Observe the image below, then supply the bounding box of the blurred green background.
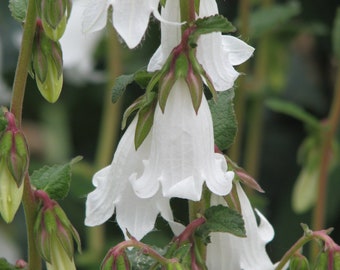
[0,0,340,268]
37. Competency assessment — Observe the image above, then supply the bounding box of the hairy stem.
[10,0,41,269]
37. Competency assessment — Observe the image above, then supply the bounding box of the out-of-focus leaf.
[8,0,28,22]
[332,7,340,60]
[249,1,301,38]
[266,98,320,130]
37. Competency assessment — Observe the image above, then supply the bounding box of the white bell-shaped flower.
[206,182,281,270]
[148,0,254,91]
[130,79,234,201]
[85,118,184,240]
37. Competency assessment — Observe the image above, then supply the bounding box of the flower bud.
[289,254,310,270]
[32,21,63,103]
[334,251,340,270]
[37,0,71,41]
[101,249,130,270]
[0,112,28,223]
[314,252,328,270]
[34,191,80,270]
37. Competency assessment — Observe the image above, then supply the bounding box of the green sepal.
[121,96,144,130]
[332,7,340,60]
[8,0,28,22]
[159,71,176,113]
[135,96,157,150]
[6,131,29,187]
[185,71,203,114]
[196,205,246,244]
[174,54,189,79]
[189,15,236,47]
[30,156,82,200]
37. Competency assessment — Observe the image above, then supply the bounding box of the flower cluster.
[83,1,277,269]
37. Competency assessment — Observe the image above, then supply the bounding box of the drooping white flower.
[85,118,184,240]
[148,0,254,91]
[206,182,279,270]
[82,0,160,49]
[130,79,234,201]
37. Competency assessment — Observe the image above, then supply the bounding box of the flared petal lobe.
[131,79,234,201]
[82,0,160,48]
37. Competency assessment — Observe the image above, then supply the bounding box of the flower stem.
[311,66,340,257]
[10,0,41,269]
[10,0,37,126]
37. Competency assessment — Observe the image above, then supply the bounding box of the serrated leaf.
[208,89,237,151]
[190,15,235,46]
[9,0,28,22]
[332,7,340,60]
[30,156,82,200]
[266,98,320,130]
[111,74,135,103]
[196,205,245,244]
[249,1,301,38]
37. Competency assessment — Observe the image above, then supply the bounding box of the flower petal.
[222,35,255,66]
[82,0,111,33]
[112,0,159,48]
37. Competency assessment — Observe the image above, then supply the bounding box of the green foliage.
[332,7,340,60]
[0,258,18,270]
[266,98,320,130]
[249,1,301,38]
[208,89,237,151]
[111,69,154,104]
[189,15,236,46]
[8,0,28,22]
[196,205,245,244]
[30,156,82,200]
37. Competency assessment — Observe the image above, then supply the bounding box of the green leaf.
[208,89,237,151]
[111,74,135,103]
[332,7,340,60]
[249,1,301,38]
[8,0,28,22]
[190,15,235,46]
[30,156,82,200]
[265,98,320,130]
[197,205,246,244]
[0,258,17,270]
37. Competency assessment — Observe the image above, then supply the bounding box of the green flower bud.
[32,21,63,103]
[34,191,80,269]
[289,254,310,270]
[315,252,328,270]
[101,249,130,270]
[0,158,24,223]
[37,0,72,41]
[0,112,28,223]
[334,251,340,270]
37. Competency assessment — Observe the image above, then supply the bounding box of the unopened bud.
[32,21,63,103]
[37,0,72,41]
[289,254,310,270]
[315,252,328,270]
[334,251,340,270]
[101,249,130,270]
[0,112,28,223]
[34,191,80,270]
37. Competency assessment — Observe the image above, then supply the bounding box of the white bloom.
[130,79,234,201]
[148,0,254,91]
[206,182,279,270]
[85,118,184,240]
[60,0,103,83]
[82,0,160,49]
